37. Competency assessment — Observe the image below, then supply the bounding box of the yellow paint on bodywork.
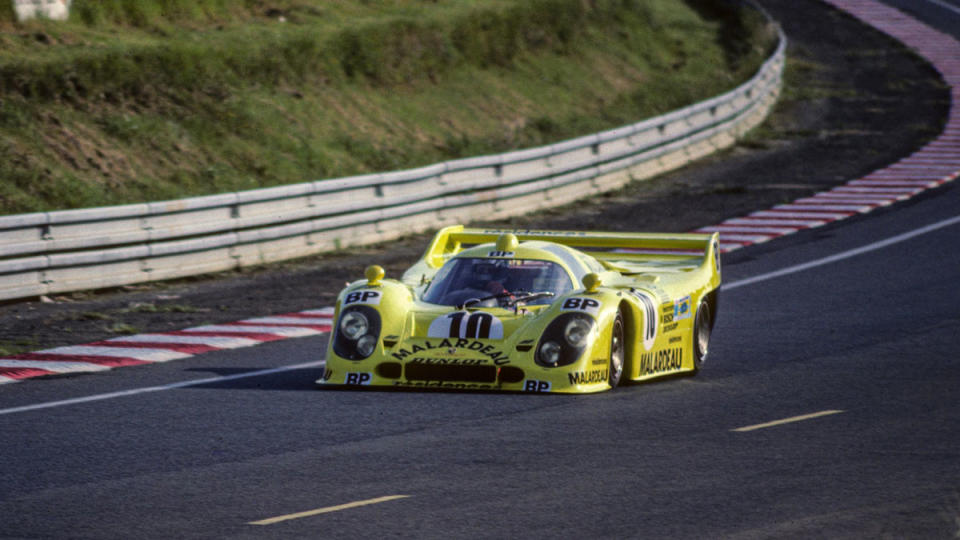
[320,225,721,393]
[365,265,385,286]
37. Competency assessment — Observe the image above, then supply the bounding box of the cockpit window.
[422,258,573,307]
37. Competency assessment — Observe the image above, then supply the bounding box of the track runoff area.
[0,0,958,386]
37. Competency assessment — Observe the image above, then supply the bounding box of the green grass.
[0,338,40,355]
[122,302,207,313]
[0,0,776,215]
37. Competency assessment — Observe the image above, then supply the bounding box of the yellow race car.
[317,225,721,393]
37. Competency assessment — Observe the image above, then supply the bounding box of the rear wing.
[421,225,720,274]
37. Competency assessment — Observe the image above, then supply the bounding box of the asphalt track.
[1,1,959,538]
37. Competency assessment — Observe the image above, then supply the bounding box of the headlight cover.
[536,312,595,367]
[538,341,563,366]
[333,305,381,360]
[340,311,369,340]
[564,317,591,347]
[357,334,378,357]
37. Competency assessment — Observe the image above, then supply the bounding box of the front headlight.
[535,312,595,367]
[333,306,381,360]
[564,318,591,347]
[538,341,562,365]
[356,334,378,357]
[340,311,369,340]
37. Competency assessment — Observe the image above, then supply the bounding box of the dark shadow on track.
[182,367,324,391]
[181,365,701,395]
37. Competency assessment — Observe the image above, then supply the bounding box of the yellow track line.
[249,495,410,526]
[731,410,844,432]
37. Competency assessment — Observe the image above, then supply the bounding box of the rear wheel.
[692,298,712,372]
[609,311,625,388]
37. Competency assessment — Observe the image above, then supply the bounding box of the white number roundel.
[428,311,504,339]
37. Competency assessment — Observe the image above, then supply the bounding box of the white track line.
[921,0,960,17]
[0,361,326,416]
[731,410,845,432]
[249,495,411,526]
[724,214,960,290]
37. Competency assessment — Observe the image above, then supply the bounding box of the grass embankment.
[0,0,776,215]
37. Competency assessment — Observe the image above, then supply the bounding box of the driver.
[473,260,512,296]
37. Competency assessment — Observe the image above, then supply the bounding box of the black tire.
[692,298,712,372]
[609,311,625,388]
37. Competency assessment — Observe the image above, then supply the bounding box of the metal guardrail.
[0,29,786,301]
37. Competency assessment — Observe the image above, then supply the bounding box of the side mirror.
[582,273,601,293]
[365,265,385,286]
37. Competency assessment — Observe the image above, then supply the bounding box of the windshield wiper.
[506,291,554,307]
[458,290,554,310]
[458,291,513,310]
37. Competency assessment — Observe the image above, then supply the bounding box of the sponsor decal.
[523,380,552,392]
[561,297,600,314]
[629,289,658,351]
[487,251,515,258]
[393,380,499,390]
[483,229,587,237]
[428,311,504,339]
[669,336,682,344]
[662,313,674,324]
[344,289,382,306]
[638,348,682,376]
[408,357,488,366]
[592,358,607,366]
[663,322,679,333]
[391,339,510,365]
[568,369,608,385]
[345,372,373,385]
[673,295,692,321]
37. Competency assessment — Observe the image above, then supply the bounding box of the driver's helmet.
[473,260,508,284]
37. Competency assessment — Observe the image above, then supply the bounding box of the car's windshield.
[422,258,573,307]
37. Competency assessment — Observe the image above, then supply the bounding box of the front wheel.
[692,298,712,372]
[609,311,625,388]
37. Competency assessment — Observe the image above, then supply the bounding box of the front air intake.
[405,363,497,383]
